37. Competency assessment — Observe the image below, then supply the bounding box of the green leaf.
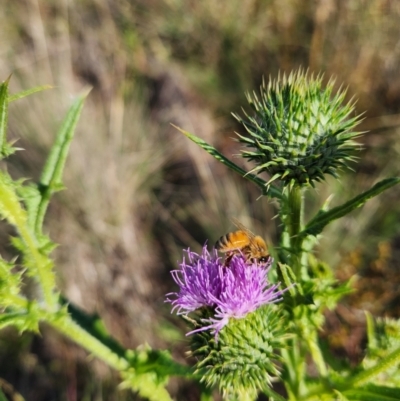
[0,76,11,158]
[34,91,89,234]
[0,171,57,307]
[18,183,42,234]
[0,172,28,228]
[8,84,53,102]
[277,263,297,297]
[0,311,39,333]
[172,124,283,200]
[344,384,400,401]
[0,257,23,307]
[363,316,400,386]
[300,177,400,238]
[122,369,173,401]
[349,346,400,387]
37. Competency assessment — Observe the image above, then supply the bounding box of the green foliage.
[0,76,14,158]
[0,258,22,307]
[300,177,400,238]
[344,385,400,401]
[0,79,192,401]
[122,346,189,401]
[173,124,284,200]
[2,71,400,401]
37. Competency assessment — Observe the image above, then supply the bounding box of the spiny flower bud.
[234,70,363,187]
[191,305,287,400]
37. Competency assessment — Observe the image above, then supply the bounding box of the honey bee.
[215,218,269,265]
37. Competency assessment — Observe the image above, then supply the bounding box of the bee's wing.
[231,218,256,239]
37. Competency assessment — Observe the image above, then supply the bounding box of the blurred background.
[1,0,400,400]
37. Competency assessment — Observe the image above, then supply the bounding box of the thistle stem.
[281,184,307,399]
[49,316,130,371]
[287,184,304,278]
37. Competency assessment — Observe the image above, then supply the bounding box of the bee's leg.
[223,252,234,267]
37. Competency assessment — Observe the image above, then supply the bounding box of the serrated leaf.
[18,183,41,232]
[0,311,38,332]
[0,171,57,307]
[300,177,400,238]
[172,124,283,200]
[122,369,173,401]
[350,345,400,387]
[0,171,28,228]
[0,257,22,305]
[344,384,400,401]
[8,84,53,102]
[34,91,88,234]
[277,263,297,297]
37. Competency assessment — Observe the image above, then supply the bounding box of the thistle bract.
[234,70,363,187]
[191,305,288,400]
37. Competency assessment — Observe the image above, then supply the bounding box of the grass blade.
[300,177,400,238]
[172,124,283,200]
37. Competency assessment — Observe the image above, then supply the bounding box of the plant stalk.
[287,184,304,278]
[49,315,130,371]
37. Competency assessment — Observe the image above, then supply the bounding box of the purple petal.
[166,246,288,338]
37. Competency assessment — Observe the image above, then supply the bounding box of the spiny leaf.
[0,171,57,307]
[18,183,41,233]
[344,384,400,401]
[300,177,400,238]
[349,346,400,387]
[34,90,89,235]
[0,311,39,333]
[172,124,283,200]
[0,171,28,228]
[122,368,173,401]
[0,257,23,306]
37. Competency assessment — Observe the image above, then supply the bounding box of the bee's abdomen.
[215,234,230,251]
[215,231,249,252]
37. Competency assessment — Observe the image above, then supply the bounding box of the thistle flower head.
[166,246,290,398]
[166,246,285,337]
[234,70,363,187]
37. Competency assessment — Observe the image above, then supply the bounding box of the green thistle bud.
[234,70,363,187]
[190,305,288,401]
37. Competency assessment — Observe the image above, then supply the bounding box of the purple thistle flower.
[166,246,287,337]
